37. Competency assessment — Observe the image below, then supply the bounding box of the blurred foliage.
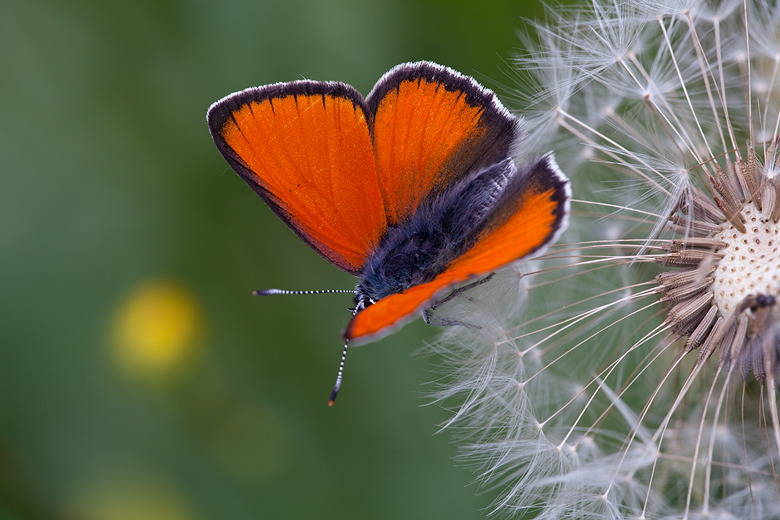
[0,0,545,518]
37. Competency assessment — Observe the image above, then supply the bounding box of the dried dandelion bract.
[431,0,780,518]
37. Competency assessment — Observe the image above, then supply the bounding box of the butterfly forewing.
[208,81,387,274]
[367,62,519,226]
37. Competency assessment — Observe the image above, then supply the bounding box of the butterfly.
[207,61,570,403]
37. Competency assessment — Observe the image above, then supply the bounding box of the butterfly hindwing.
[366,62,520,227]
[444,153,570,276]
[207,81,387,274]
[345,154,570,342]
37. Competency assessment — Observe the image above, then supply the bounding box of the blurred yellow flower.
[65,470,197,520]
[112,280,201,377]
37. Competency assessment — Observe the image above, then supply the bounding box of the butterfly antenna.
[253,288,354,296]
[254,286,356,405]
[328,339,349,406]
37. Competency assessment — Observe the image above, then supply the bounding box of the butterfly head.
[349,292,376,316]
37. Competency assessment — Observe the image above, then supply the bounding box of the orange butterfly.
[208,61,569,403]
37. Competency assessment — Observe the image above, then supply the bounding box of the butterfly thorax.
[354,158,518,309]
[355,222,453,304]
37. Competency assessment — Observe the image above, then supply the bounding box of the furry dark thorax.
[353,158,518,311]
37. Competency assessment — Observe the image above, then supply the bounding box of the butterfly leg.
[430,272,495,311]
[422,272,496,328]
[422,311,482,328]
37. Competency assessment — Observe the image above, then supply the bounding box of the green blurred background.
[1,1,546,518]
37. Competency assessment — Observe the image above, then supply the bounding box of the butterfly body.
[355,157,516,305]
[208,61,570,345]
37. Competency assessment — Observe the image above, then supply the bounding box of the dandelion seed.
[431,0,780,518]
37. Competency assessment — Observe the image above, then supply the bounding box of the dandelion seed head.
[712,203,780,314]
[430,0,780,518]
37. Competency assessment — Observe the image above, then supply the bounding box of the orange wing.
[208,81,387,274]
[366,62,519,226]
[345,154,570,343]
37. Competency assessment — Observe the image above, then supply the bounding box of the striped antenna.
[253,288,354,296]
[328,339,349,406]
[253,286,355,405]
